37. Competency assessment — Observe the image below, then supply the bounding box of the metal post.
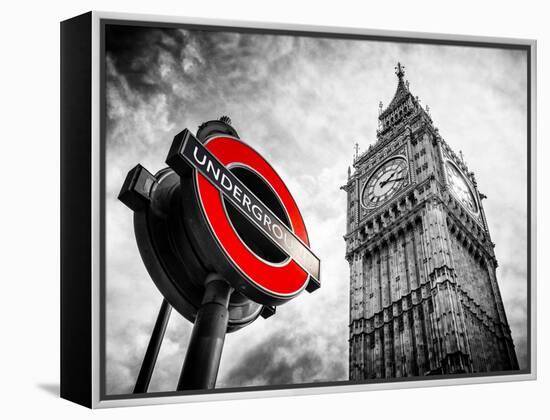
[177,275,233,391]
[133,299,172,394]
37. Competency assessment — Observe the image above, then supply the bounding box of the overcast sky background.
[104,25,528,395]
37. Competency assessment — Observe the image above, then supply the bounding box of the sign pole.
[177,274,233,391]
[133,298,172,394]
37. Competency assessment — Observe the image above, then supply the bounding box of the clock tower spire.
[395,61,405,78]
[344,64,518,380]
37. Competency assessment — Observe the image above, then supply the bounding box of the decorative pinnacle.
[219,115,232,125]
[395,62,405,79]
[354,142,360,161]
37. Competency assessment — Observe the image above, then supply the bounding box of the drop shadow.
[37,383,60,397]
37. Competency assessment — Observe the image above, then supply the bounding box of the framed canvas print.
[60,11,537,408]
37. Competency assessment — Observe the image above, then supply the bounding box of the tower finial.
[354,142,360,161]
[395,62,405,79]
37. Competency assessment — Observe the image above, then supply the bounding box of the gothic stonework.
[343,63,518,380]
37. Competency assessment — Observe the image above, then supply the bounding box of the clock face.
[362,157,409,208]
[445,161,478,214]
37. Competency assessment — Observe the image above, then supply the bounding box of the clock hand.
[379,172,397,187]
[380,173,405,188]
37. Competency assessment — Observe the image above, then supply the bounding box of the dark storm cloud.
[105,24,529,394]
[222,332,325,387]
[105,26,190,96]
[105,26,302,130]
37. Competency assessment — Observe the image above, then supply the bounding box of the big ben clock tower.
[343,63,519,379]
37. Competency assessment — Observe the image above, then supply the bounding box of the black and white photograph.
[100,19,531,399]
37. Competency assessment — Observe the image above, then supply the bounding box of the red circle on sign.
[196,136,309,297]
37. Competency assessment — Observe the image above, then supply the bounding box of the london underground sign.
[119,117,320,392]
[167,129,320,301]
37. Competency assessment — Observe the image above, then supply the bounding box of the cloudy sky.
[104,24,528,395]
